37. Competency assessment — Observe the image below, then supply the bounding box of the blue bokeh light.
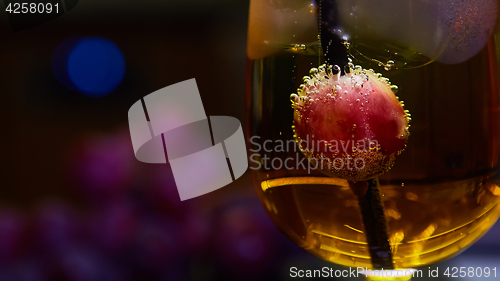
[52,37,125,97]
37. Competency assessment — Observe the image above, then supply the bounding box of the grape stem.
[348,178,394,270]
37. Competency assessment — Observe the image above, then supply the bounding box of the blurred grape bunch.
[0,195,305,280]
[87,201,138,254]
[0,259,46,281]
[53,245,128,281]
[0,210,27,263]
[178,211,211,255]
[34,202,83,254]
[142,164,191,216]
[0,128,314,280]
[212,201,281,277]
[69,130,137,204]
[132,215,180,273]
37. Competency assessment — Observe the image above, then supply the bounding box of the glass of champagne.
[246,0,500,280]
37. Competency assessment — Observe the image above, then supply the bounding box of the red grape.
[291,64,410,181]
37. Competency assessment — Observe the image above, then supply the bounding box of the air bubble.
[326,64,333,74]
[384,60,395,71]
[345,63,354,77]
[290,93,299,104]
[342,41,351,50]
[310,68,318,76]
[332,65,341,74]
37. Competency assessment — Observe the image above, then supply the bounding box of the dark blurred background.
[0,0,498,280]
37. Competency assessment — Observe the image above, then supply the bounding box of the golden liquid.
[247,38,500,269]
[258,176,500,269]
